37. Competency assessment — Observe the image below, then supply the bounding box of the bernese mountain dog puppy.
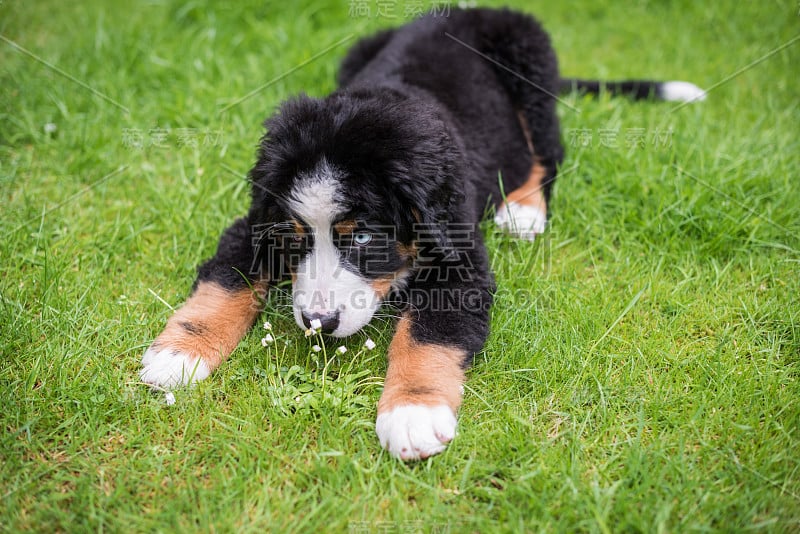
[140,7,704,460]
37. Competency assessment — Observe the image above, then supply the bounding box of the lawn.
[1,0,799,531]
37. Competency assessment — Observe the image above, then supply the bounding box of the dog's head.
[249,90,460,336]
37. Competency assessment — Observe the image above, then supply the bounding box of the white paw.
[659,81,707,102]
[140,347,210,389]
[494,202,547,240]
[375,404,457,461]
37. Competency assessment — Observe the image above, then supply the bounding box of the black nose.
[301,310,340,334]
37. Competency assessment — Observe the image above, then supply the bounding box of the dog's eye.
[353,232,372,246]
[291,234,303,243]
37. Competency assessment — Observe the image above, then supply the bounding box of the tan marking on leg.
[150,281,267,371]
[503,161,548,214]
[377,316,466,414]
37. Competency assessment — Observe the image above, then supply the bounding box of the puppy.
[140,7,704,460]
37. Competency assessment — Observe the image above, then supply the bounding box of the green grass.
[2,0,799,531]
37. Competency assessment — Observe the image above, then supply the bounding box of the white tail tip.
[659,81,707,102]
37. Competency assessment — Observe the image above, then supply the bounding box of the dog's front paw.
[375,404,457,461]
[494,201,547,240]
[140,346,211,389]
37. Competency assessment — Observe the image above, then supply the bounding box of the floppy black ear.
[387,153,471,271]
[244,184,285,284]
[412,190,458,254]
[406,149,469,256]
[248,94,327,211]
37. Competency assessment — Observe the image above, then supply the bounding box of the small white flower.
[364,338,376,350]
[304,328,314,337]
[164,392,176,406]
[263,321,272,331]
[336,346,347,355]
[260,334,274,346]
[44,122,57,134]
[312,344,322,353]
[309,318,322,331]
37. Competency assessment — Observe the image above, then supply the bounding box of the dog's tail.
[559,78,706,102]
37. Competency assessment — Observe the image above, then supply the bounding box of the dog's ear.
[415,191,451,248]
[412,189,470,266]
[249,95,318,208]
[394,127,465,254]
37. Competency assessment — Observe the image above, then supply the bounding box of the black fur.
[195,7,566,358]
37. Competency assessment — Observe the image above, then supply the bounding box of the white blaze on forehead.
[289,163,343,314]
[287,162,342,229]
[288,162,382,337]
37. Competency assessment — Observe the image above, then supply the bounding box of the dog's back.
[337,8,559,220]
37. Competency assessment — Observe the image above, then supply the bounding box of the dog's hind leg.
[494,159,549,240]
[140,217,267,390]
[473,9,565,239]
